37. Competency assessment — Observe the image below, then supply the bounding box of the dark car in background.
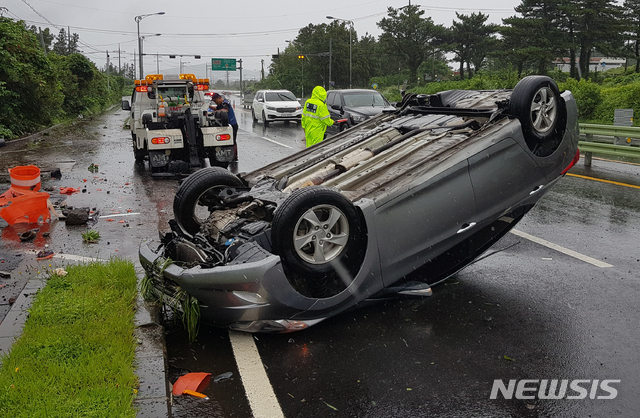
[140,76,580,333]
[326,89,395,134]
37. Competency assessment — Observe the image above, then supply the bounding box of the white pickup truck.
[123,74,235,175]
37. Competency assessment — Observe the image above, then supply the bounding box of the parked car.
[252,90,303,126]
[140,76,580,333]
[326,89,395,135]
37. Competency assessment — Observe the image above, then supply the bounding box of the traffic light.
[298,54,305,59]
[272,54,279,59]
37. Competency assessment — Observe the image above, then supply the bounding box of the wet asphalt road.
[1,99,640,417]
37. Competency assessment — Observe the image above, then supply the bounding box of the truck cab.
[123,74,235,175]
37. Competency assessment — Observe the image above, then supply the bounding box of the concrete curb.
[0,264,171,418]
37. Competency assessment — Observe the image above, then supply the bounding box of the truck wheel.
[262,111,270,127]
[271,186,367,298]
[173,167,244,235]
[133,135,145,162]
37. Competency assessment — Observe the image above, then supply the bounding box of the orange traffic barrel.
[8,165,41,192]
[0,192,50,225]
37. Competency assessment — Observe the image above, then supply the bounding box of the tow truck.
[122,74,235,176]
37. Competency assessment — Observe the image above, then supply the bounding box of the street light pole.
[140,33,161,75]
[327,16,354,89]
[135,12,165,79]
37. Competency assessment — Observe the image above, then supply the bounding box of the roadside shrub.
[559,78,601,121]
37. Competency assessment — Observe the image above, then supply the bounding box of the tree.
[26,25,53,53]
[52,28,79,56]
[499,1,565,77]
[447,12,499,79]
[0,17,63,136]
[623,0,640,72]
[570,0,625,78]
[377,5,444,82]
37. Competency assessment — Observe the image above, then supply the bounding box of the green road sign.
[211,58,237,71]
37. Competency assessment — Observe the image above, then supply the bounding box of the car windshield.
[343,92,389,107]
[265,91,297,101]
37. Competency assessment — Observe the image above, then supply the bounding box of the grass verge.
[0,259,139,418]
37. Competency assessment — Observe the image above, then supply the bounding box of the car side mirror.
[258,97,264,102]
[121,100,131,111]
[331,104,341,111]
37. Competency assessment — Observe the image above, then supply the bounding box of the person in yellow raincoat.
[302,86,334,147]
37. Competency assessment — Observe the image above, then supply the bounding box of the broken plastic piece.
[172,373,211,396]
[59,187,79,195]
[0,192,51,225]
[36,250,54,260]
[182,390,209,400]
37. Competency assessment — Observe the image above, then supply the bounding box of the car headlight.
[266,106,276,111]
[351,115,367,123]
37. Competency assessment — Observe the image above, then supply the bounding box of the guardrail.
[578,123,640,166]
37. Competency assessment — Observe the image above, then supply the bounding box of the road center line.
[566,173,640,189]
[510,229,613,268]
[228,331,285,418]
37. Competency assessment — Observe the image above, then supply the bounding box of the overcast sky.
[3,0,521,81]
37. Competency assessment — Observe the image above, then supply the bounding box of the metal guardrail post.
[584,133,593,166]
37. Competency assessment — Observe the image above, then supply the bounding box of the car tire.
[339,123,348,132]
[271,186,367,298]
[133,135,146,162]
[173,167,244,235]
[252,109,258,122]
[509,76,564,144]
[262,111,270,127]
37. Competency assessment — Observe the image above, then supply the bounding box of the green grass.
[0,259,139,418]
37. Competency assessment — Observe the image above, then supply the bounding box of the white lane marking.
[259,136,292,149]
[98,212,141,218]
[229,331,285,418]
[510,229,613,268]
[52,254,108,263]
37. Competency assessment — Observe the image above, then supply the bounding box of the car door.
[325,92,340,134]
[254,92,264,117]
[467,137,547,228]
[374,160,477,286]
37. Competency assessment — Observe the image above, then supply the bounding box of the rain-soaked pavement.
[1,98,640,417]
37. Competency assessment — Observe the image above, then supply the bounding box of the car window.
[265,91,296,101]
[326,92,337,107]
[343,92,389,107]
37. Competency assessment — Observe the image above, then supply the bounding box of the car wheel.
[272,186,367,298]
[252,109,258,122]
[173,167,244,235]
[339,123,348,132]
[262,111,270,127]
[509,75,564,144]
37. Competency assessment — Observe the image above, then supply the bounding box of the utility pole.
[329,38,332,89]
[261,59,264,81]
[118,44,121,74]
[156,52,159,74]
[239,59,243,95]
[39,28,47,55]
[106,51,110,91]
[67,26,71,55]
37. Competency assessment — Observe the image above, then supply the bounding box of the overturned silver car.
[140,76,580,333]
